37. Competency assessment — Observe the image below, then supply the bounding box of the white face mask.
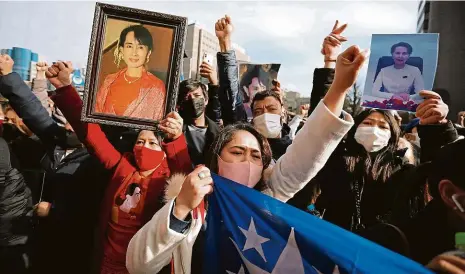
[253,113,282,138]
[354,126,391,152]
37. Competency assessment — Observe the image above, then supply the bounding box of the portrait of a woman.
[372,42,425,102]
[95,25,167,120]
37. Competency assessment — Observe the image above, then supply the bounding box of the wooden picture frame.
[81,2,187,130]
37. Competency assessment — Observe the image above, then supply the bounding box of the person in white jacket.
[125,27,368,274]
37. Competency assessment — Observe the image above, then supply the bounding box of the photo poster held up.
[239,63,281,120]
[81,3,187,130]
[362,33,439,113]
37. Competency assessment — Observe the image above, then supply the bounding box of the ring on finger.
[198,171,209,179]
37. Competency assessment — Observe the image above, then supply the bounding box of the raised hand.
[159,111,183,140]
[215,15,233,41]
[0,54,14,76]
[416,90,448,125]
[299,104,310,118]
[199,62,218,85]
[333,45,368,92]
[321,20,348,62]
[45,61,73,89]
[215,15,233,52]
[36,61,48,80]
[174,165,213,220]
[323,45,368,115]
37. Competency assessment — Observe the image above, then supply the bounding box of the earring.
[115,52,123,68]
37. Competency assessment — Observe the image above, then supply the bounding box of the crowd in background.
[2,14,465,274]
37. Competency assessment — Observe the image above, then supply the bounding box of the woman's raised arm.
[47,61,122,170]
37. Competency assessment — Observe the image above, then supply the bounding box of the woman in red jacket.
[45,61,192,274]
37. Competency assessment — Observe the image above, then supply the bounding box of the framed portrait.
[81,2,187,130]
[362,34,439,112]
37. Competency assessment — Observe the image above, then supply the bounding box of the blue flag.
[204,174,432,274]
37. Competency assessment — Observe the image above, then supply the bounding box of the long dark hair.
[344,109,402,183]
[205,123,272,190]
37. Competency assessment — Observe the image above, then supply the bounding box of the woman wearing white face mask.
[299,91,454,236]
[125,43,370,273]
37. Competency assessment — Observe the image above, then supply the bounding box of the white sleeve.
[268,101,354,202]
[126,200,200,274]
[287,115,303,140]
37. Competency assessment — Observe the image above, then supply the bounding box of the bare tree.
[343,82,363,116]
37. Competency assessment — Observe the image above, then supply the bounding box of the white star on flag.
[229,217,326,274]
[239,218,270,262]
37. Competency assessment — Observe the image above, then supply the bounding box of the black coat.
[0,137,33,247]
[217,50,248,125]
[183,116,220,165]
[298,121,459,232]
[0,73,109,273]
[267,124,292,162]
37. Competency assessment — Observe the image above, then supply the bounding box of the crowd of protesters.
[1,14,465,274]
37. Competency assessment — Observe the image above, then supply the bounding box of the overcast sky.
[0,1,418,96]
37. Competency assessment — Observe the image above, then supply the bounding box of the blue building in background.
[1,47,38,81]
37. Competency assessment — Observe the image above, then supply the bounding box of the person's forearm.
[36,71,46,80]
[323,83,349,116]
[324,61,336,69]
[217,51,247,124]
[52,85,121,169]
[0,72,57,137]
[219,38,232,52]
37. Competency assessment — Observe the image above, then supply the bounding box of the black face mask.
[180,97,205,119]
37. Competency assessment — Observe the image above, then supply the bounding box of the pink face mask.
[218,156,263,188]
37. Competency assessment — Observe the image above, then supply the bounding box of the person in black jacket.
[0,54,110,273]
[399,139,465,267]
[0,137,33,274]
[214,16,348,162]
[214,16,290,161]
[177,77,220,166]
[293,90,455,235]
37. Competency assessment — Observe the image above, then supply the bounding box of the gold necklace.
[124,73,142,84]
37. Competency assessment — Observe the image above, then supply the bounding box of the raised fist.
[36,62,48,72]
[299,104,310,117]
[333,46,368,92]
[45,61,73,89]
[36,62,48,79]
[215,15,234,41]
[0,54,14,76]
